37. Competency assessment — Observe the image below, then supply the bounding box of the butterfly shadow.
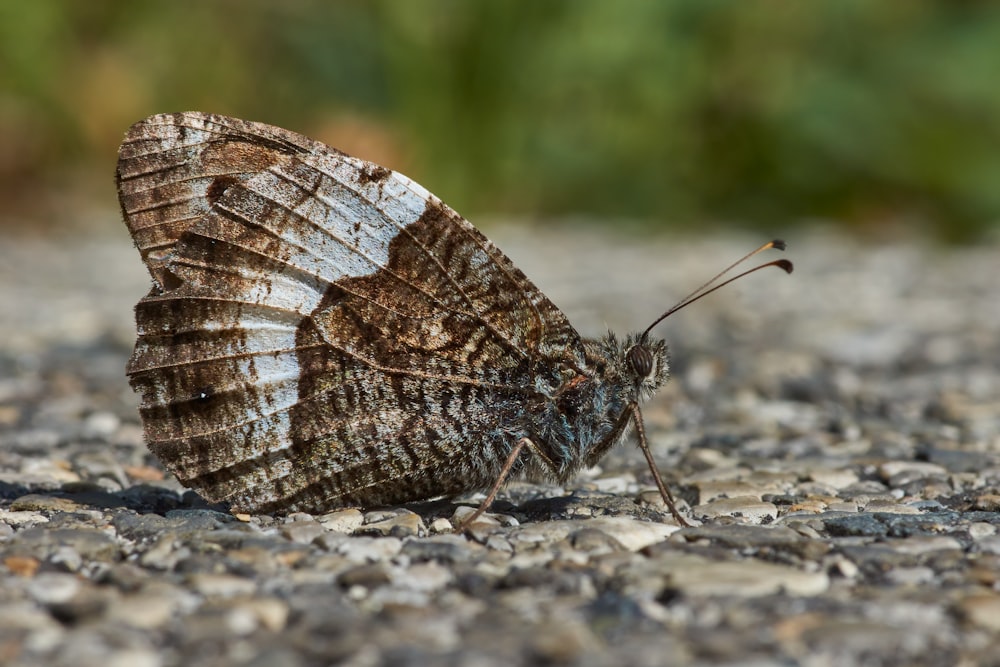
[2,480,227,517]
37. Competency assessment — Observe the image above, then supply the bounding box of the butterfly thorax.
[516,332,669,484]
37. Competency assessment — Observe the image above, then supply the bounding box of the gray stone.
[400,534,475,562]
[0,509,50,528]
[280,520,325,545]
[358,510,425,537]
[392,561,453,593]
[12,526,119,562]
[104,586,194,630]
[693,496,779,523]
[187,573,257,598]
[971,535,1000,555]
[568,527,628,553]
[10,494,84,513]
[337,563,392,589]
[655,552,830,597]
[334,536,403,563]
[317,509,365,533]
[25,572,81,605]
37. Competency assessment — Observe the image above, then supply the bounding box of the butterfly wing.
[117,112,584,512]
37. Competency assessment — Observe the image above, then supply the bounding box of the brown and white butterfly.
[117,112,790,524]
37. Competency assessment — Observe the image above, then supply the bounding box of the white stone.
[318,508,365,533]
[694,496,779,523]
[660,553,829,597]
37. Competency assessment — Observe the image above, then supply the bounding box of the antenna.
[641,239,792,338]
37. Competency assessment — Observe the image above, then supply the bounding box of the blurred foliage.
[2,0,1000,240]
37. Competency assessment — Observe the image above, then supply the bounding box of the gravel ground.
[1,222,999,667]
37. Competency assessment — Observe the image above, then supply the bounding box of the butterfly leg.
[630,403,691,527]
[455,436,531,529]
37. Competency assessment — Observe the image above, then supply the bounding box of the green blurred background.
[2,0,1000,241]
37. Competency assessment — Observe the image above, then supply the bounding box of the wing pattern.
[117,113,585,512]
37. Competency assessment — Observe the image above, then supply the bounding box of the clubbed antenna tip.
[641,239,794,338]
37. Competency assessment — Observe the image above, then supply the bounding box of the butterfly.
[117,112,790,526]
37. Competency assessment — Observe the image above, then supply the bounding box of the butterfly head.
[578,333,666,405]
[622,334,669,399]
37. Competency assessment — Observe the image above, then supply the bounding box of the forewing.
[117,112,582,512]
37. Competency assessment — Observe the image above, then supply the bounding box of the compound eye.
[626,345,655,378]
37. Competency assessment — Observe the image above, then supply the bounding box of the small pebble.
[318,509,365,533]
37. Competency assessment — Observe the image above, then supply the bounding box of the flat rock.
[657,552,830,597]
[693,496,779,523]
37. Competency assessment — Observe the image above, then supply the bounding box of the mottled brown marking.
[201,139,286,173]
[206,175,239,207]
[358,163,391,185]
